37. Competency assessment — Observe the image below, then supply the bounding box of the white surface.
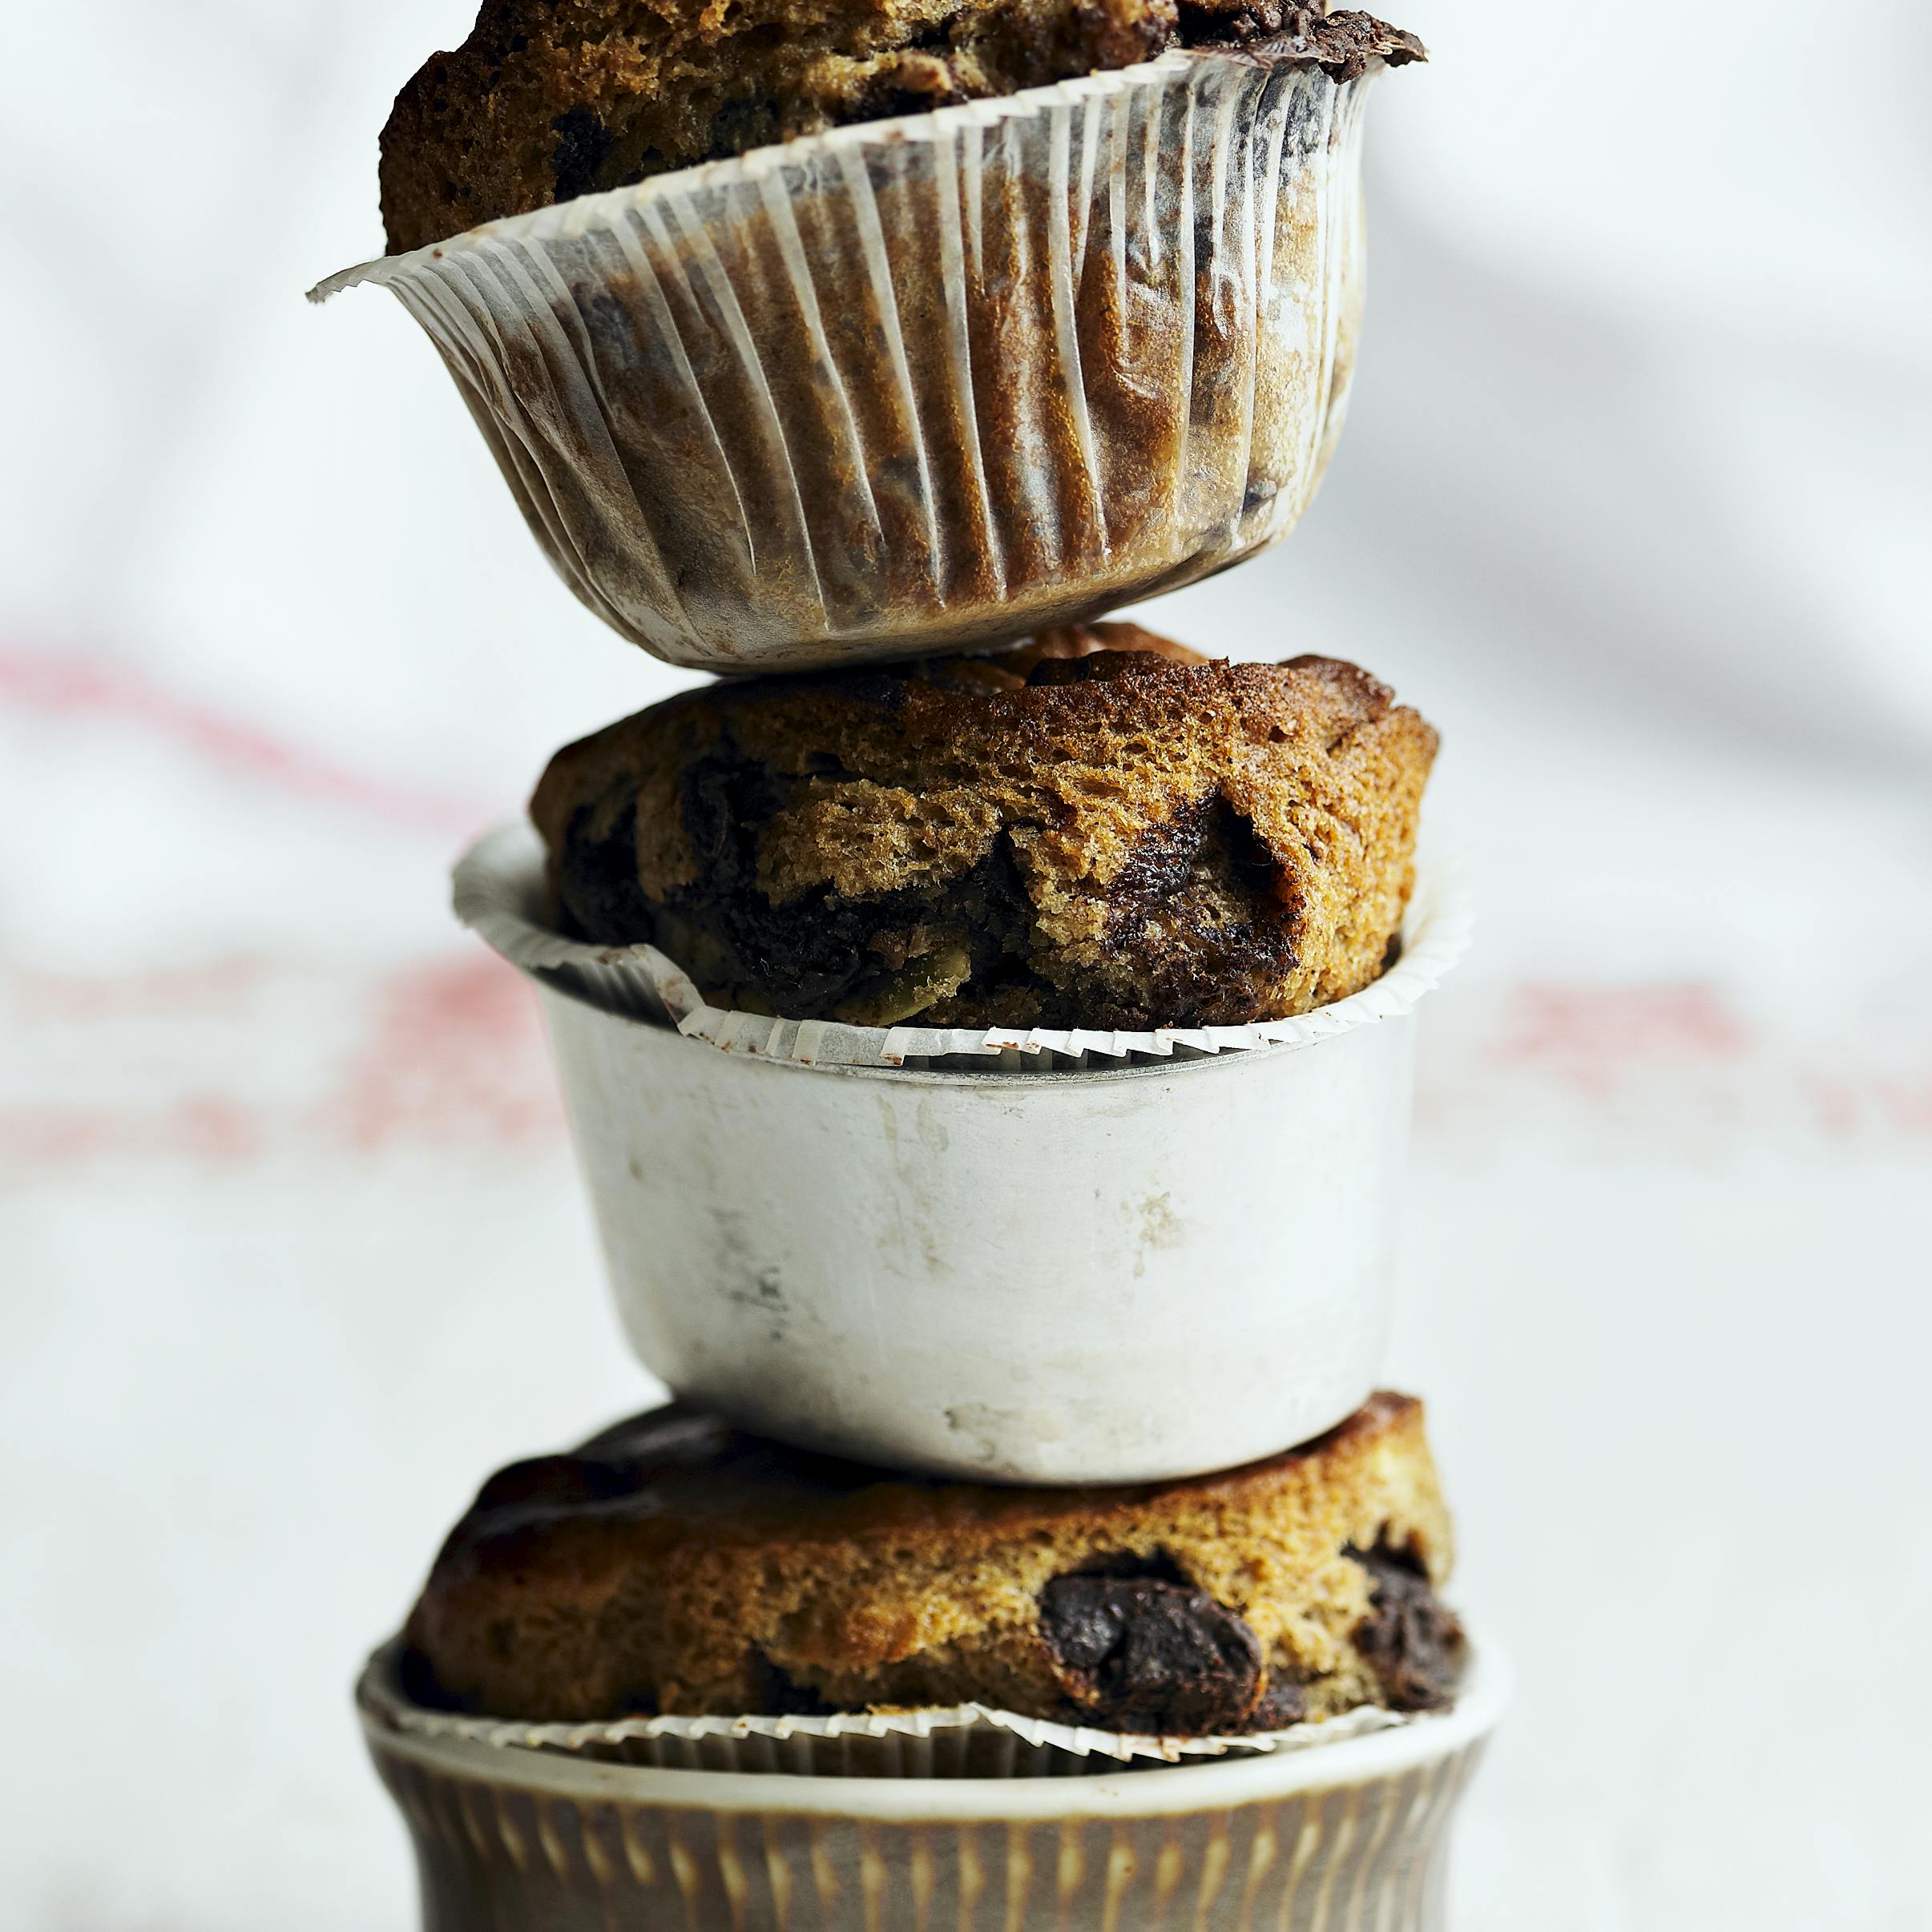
[2,2,1930,1929]
[545,986,1417,1482]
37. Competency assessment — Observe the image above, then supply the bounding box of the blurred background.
[3,2,1929,1926]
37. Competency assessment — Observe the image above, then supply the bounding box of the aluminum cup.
[313,46,1390,673]
[360,1633,1506,1931]
[460,825,1466,1482]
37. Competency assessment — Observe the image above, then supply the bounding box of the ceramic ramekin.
[313,46,1390,673]
[360,1635,1506,1932]
[456,832,1467,1484]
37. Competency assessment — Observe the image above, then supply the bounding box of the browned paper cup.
[313,47,1391,672]
[361,1636,1506,1930]
[358,1640,1418,1777]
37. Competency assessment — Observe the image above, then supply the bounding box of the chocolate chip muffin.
[530,623,1437,1030]
[403,1393,1461,1733]
[380,3,1423,253]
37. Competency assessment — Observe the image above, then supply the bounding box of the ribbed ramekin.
[361,1636,1506,1931]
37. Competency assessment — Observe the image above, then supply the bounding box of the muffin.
[381,2,1423,253]
[530,623,1438,1031]
[402,1391,1462,1734]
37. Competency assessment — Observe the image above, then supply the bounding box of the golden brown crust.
[378,4,1423,254]
[404,1394,1458,1729]
[530,624,1438,1030]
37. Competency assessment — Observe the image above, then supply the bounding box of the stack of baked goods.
[323,3,1502,1928]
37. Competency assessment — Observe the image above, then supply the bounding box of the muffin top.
[380,2,1423,252]
[530,623,1438,1030]
[404,1393,1461,1732]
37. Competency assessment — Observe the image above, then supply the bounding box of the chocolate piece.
[551,107,617,202]
[1040,1567,1264,1733]
[552,800,654,945]
[1248,1675,1309,1728]
[1349,1543,1466,1711]
[1181,3,1424,79]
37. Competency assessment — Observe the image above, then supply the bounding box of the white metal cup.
[528,865,1464,1482]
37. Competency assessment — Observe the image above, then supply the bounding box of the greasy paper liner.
[313,49,1380,673]
[361,1637,1505,1932]
[454,820,1470,1073]
[359,1639,1414,1777]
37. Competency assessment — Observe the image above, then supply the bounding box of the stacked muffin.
[327,4,1496,1926]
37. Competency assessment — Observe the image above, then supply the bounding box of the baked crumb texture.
[404,1392,1461,1732]
[530,624,1437,1030]
[381,2,1423,253]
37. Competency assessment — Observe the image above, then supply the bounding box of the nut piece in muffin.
[380,3,1424,253]
[403,1392,1462,1733]
[530,623,1438,1030]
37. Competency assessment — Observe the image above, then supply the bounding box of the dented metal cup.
[314,47,1386,672]
[458,820,1467,1484]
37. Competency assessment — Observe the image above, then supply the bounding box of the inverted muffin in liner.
[453,820,1471,1073]
[361,1634,1505,1931]
[313,44,1395,673]
[451,825,1466,1482]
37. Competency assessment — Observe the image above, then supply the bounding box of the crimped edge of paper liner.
[357,1634,1501,1777]
[309,45,1378,304]
[452,819,1471,1071]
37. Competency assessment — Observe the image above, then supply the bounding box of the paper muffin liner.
[359,1640,1413,1778]
[313,46,1384,674]
[360,1635,1505,1932]
[453,820,1471,1074]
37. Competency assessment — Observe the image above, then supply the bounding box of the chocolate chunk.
[1349,1543,1464,1711]
[745,1649,835,1716]
[551,107,616,203]
[554,798,655,944]
[1177,6,1426,79]
[472,1452,642,1515]
[1039,1567,1263,1733]
[1248,1675,1309,1729]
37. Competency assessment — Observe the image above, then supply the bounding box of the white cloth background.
[2,3,1929,1926]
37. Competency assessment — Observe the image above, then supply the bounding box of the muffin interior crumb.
[530,623,1438,1031]
[402,1394,1463,1732]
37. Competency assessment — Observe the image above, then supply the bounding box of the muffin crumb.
[404,1393,1461,1731]
[530,623,1438,1031]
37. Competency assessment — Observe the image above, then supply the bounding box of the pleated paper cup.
[313,46,1387,673]
[453,826,1467,1484]
[360,1635,1506,1932]
[359,1639,1417,1778]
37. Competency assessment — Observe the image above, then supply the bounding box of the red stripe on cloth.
[0,645,488,833]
